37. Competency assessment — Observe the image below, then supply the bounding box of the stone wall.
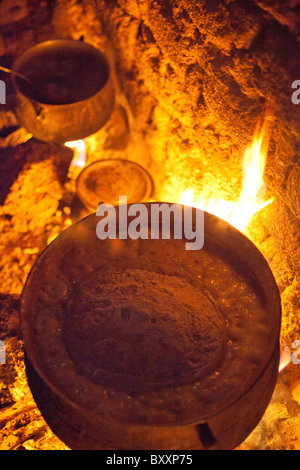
[89,0,300,208]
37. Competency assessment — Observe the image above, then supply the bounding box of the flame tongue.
[180,110,274,234]
[65,140,87,169]
[279,344,292,372]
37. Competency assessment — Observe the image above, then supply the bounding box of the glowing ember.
[179,111,274,234]
[65,140,87,169]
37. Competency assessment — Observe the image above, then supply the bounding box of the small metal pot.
[12,39,115,143]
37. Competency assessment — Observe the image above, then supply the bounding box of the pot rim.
[12,39,112,107]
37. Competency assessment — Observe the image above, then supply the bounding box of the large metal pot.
[21,205,282,450]
[12,39,115,143]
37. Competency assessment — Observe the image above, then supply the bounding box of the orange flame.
[46,140,87,246]
[65,140,87,169]
[179,111,274,234]
[279,344,292,372]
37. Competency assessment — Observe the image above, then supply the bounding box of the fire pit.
[20,204,281,450]
[1,0,299,453]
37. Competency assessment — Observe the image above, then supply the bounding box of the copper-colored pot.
[12,39,115,143]
[21,205,281,450]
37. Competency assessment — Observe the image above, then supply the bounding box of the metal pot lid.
[76,158,154,210]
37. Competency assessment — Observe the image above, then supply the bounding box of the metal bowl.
[12,39,115,143]
[21,205,281,450]
[76,158,154,211]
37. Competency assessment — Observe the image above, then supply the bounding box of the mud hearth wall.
[49,0,300,344]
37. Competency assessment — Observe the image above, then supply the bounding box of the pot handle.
[31,101,45,120]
